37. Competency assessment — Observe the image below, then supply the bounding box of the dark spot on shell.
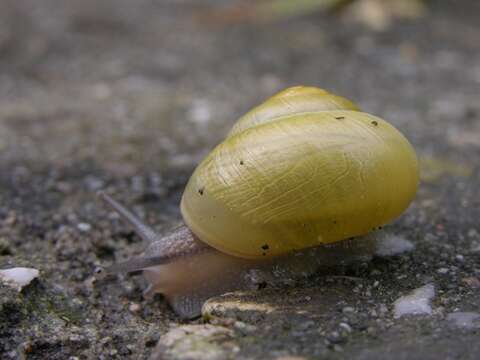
[349,237,355,241]
[261,244,269,250]
[198,187,204,195]
[262,252,266,256]
[239,160,244,165]
[333,220,337,225]
[378,226,383,230]
[335,116,345,120]
[371,120,378,126]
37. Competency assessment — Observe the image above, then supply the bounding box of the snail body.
[96,86,419,318]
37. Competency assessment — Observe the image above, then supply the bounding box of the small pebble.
[446,312,480,329]
[100,336,112,345]
[129,303,142,313]
[339,322,352,333]
[0,267,39,291]
[393,284,435,318]
[77,223,92,232]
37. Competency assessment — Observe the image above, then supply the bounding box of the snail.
[95,86,419,319]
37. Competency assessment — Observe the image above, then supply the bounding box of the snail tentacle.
[95,255,174,276]
[95,247,214,278]
[97,191,159,244]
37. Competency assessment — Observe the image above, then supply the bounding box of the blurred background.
[0,1,479,359]
[0,0,478,175]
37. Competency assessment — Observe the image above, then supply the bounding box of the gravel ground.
[0,0,479,359]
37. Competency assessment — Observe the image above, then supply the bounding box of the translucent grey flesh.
[96,191,380,319]
[143,232,380,319]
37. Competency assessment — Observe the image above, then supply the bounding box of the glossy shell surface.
[181,87,419,259]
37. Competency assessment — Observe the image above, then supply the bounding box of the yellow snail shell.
[181,86,419,259]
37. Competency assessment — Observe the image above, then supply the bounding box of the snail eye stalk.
[97,191,159,244]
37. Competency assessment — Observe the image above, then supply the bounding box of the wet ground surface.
[0,0,479,359]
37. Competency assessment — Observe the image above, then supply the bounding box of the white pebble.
[0,267,39,291]
[446,312,480,329]
[375,233,414,257]
[339,322,352,332]
[129,303,141,313]
[77,223,92,232]
[437,268,449,274]
[393,284,435,318]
